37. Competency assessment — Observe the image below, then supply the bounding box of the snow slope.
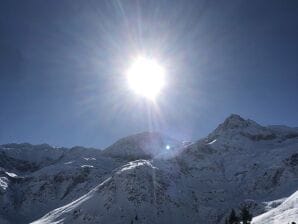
[0,144,123,223]
[252,190,298,224]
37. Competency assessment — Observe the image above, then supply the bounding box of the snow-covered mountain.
[0,114,297,223]
[252,190,298,224]
[102,132,183,160]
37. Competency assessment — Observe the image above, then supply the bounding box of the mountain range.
[0,114,297,224]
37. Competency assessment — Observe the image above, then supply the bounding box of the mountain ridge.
[0,114,298,223]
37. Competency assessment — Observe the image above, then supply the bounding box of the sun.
[126,56,165,100]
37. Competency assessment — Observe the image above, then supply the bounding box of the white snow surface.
[0,177,8,191]
[80,165,94,168]
[4,172,17,178]
[252,190,298,224]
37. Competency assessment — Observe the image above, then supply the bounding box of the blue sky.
[0,0,298,148]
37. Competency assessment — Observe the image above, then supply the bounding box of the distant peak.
[225,114,245,121]
[211,114,263,135]
[130,131,165,139]
[102,131,182,160]
[222,114,248,128]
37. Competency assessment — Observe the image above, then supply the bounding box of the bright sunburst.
[126,56,165,100]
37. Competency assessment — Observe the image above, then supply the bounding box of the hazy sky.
[1,0,298,148]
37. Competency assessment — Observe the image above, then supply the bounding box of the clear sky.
[0,0,298,148]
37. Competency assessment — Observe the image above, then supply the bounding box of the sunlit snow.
[5,172,17,177]
[0,177,8,190]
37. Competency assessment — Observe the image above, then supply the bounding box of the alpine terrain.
[0,114,297,224]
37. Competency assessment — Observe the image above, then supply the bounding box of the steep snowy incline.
[31,160,200,224]
[252,190,298,224]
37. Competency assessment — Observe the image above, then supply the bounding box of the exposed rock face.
[0,114,297,224]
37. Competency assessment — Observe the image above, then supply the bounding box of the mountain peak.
[102,131,182,160]
[220,114,250,130]
[208,114,267,139]
[225,113,245,121]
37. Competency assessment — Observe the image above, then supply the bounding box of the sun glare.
[126,56,165,100]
